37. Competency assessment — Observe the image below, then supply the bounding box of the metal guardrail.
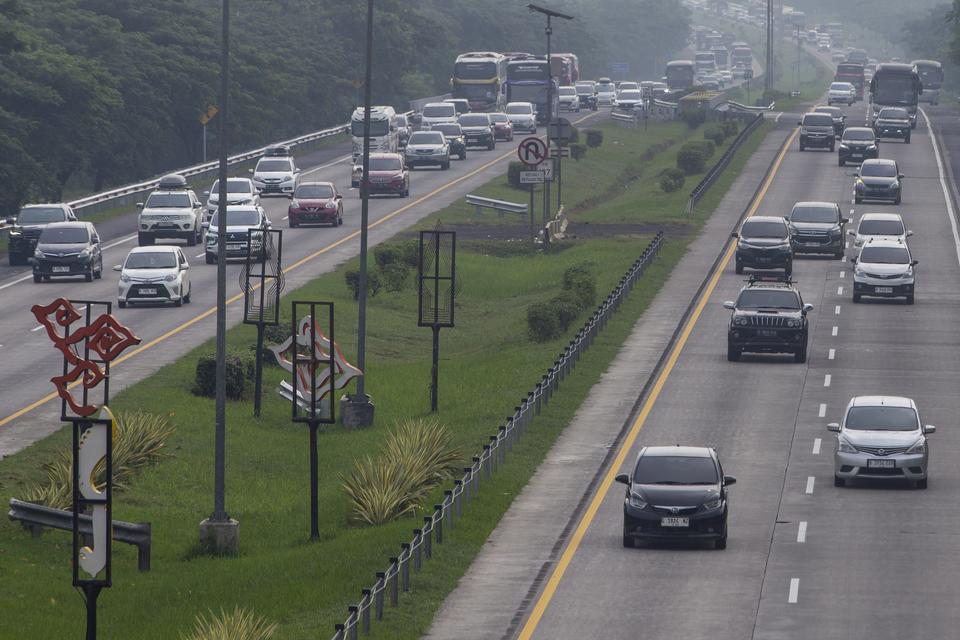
[726,100,776,113]
[465,194,528,217]
[685,113,765,216]
[8,498,152,572]
[610,108,643,128]
[328,231,665,640]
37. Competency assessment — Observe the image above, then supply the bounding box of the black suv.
[813,105,846,138]
[838,127,879,166]
[6,204,77,266]
[457,113,497,150]
[873,107,911,143]
[786,201,848,258]
[616,446,735,550]
[733,216,793,276]
[32,221,103,283]
[432,123,468,160]
[724,276,813,362]
[798,112,836,151]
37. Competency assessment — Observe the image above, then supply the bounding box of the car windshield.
[125,251,177,269]
[633,455,718,485]
[409,132,444,145]
[506,104,532,114]
[596,83,615,92]
[814,108,841,117]
[211,179,252,195]
[295,184,335,199]
[392,115,408,127]
[737,289,801,309]
[741,220,787,239]
[18,207,65,224]
[843,129,875,141]
[209,210,261,227]
[40,227,88,244]
[435,125,462,137]
[369,157,403,171]
[559,87,576,96]
[257,159,292,172]
[859,246,909,264]
[791,205,838,223]
[459,115,489,126]
[145,193,192,208]
[422,105,455,118]
[845,406,918,431]
[575,85,593,94]
[803,114,834,127]
[489,113,508,123]
[860,163,897,177]
[619,91,641,100]
[879,108,909,119]
[830,83,852,90]
[858,219,904,235]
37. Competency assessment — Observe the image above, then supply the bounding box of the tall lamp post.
[765,0,774,94]
[199,0,239,554]
[344,0,376,428]
[527,4,573,242]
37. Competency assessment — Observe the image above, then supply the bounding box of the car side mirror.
[730,231,738,238]
[797,120,802,125]
[336,194,343,200]
[849,256,857,264]
[841,218,849,224]
[722,300,736,310]
[112,265,122,272]
[194,202,202,208]
[4,217,14,225]
[898,174,904,179]
[923,425,936,435]
[201,221,210,229]
[827,423,841,432]
[136,203,144,209]
[847,229,856,236]
[615,473,630,486]
[248,168,254,174]
[911,259,919,266]
[802,303,814,313]
[203,190,210,197]
[182,263,190,270]
[723,475,737,486]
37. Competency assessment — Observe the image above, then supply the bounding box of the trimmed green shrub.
[690,139,717,159]
[585,129,604,148]
[703,124,727,146]
[676,142,708,175]
[552,291,583,331]
[398,240,420,267]
[508,161,526,188]
[193,350,255,399]
[722,119,740,137]
[373,244,402,269]
[563,265,597,308]
[570,143,587,161]
[679,109,706,129]
[345,269,382,300]
[567,126,580,143]
[380,263,409,292]
[527,265,598,341]
[659,167,686,193]
[527,301,562,341]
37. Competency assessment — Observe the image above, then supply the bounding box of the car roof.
[128,245,178,254]
[848,395,915,409]
[792,201,838,209]
[506,101,533,107]
[859,212,903,221]
[861,158,897,167]
[843,127,874,134]
[863,237,908,248]
[297,181,336,188]
[43,221,90,229]
[424,102,455,108]
[368,152,404,158]
[222,205,262,213]
[22,203,69,210]
[743,215,787,224]
[814,105,842,113]
[641,445,713,458]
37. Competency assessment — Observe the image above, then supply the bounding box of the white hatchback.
[115,245,191,308]
[827,82,856,106]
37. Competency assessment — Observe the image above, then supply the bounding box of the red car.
[288,182,343,227]
[351,152,410,197]
[488,112,514,141]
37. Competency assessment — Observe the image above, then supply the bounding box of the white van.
[350,105,398,162]
[420,102,459,131]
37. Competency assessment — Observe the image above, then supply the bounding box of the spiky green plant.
[22,410,176,509]
[180,606,278,640]
[341,418,461,525]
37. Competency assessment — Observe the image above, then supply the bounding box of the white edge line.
[832,326,838,336]
[921,109,960,268]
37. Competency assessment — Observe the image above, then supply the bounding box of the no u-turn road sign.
[517,137,548,166]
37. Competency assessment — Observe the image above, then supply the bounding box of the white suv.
[851,238,917,304]
[827,82,856,106]
[137,174,204,246]
[504,102,537,133]
[115,245,191,308]
[419,102,459,130]
[205,177,260,220]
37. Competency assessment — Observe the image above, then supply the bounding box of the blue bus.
[505,58,557,124]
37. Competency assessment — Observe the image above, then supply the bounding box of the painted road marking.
[788,578,800,603]
[840,270,845,279]
[824,374,831,387]
[837,285,843,296]
[834,305,841,314]
[832,326,838,337]
[805,476,815,494]
[797,521,807,543]
[818,403,826,417]
[828,348,835,360]
[515,128,800,640]
[921,109,960,267]
[812,438,822,455]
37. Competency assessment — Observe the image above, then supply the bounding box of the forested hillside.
[0,0,688,211]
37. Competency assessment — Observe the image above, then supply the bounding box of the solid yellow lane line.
[517,126,799,639]
[0,114,604,431]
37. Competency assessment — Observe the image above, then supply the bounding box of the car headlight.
[628,491,648,509]
[829,226,842,236]
[34,249,44,259]
[78,249,91,261]
[733,316,747,326]
[837,436,858,453]
[905,438,926,454]
[839,144,849,150]
[854,266,865,277]
[703,496,723,510]
[855,179,864,187]
[786,318,801,328]
[8,228,20,236]
[164,274,177,282]
[119,273,131,283]
[866,145,876,150]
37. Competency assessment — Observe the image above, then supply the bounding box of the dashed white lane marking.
[282,216,289,221]
[832,326,838,336]
[805,476,815,494]
[837,285,843,295]
[824,374,831,387]
[818,403,826,417]
[195,253,205,259]
[834,304,841,314]
[797,521,808,543]
[812,438,822,455]
[788,578,800,603]
[845,241,850,249]
[828,348,835,360]
[840,270,845,279]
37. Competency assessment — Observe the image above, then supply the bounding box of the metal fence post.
[388,558,399,606]
[535,384,543,414]
[502,423,511,453]
[488,437,498,473]
[412,532,422,569]
[482,446,492,480]
[434,505,444,543]
[347,607,359,640]
[444,490,455,530]
[335,624,346,640]
[423,518,433,558]
[400,547,410,592]
[361,590,371,633]
[472,457,482,492]
[374,574,385,620]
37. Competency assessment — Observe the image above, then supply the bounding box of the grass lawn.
[0,118,772,638]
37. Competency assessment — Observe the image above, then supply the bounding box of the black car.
[733,216,793,276]
[838,127,879,166]
[432,123,468,160]
[457,113,496,150]
[813,105,846,137]
[786,201,848,258]
[724,275,813,362]
[32,221,103,283]
[616,446,735,550]
[855,159,902,205]
[798,112,836,151]
[6,204,77,266]
[873,107,912,143]
[575,82,598,110]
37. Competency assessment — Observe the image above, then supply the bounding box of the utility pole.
[765,0,774,94]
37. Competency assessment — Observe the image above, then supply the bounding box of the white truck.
[351,105,398,163]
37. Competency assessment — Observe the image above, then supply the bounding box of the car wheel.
[906,294,915,305]
[894,194,902,205]
[834,475,845,487]
[488,141,495,150]
[838,158,844,166]
[784,263,793,278]
[138,233,154,246]
[916,478,928,489]
[905,135,911,144]
[289,220,299,228]
[174,296,183,307]
[715,535,727,550]
[85,265,94,282]
[834,249,844,260]
[118,300,127,308]
[95,258,103,279]
[727,342,740,362]
[8,253,21,266]
[460,152,467,160]
[794,343,807,363]
[854,196,862,205]
[734,259,743,274]
[205,253,215,265]
[830,143,835,152]
[799,144,805,152]
[853,293,861,303]
[442,161,451,170]
[186,231,197,247]
[32,272,41,283]
[337,214,343,226]
[184,285,191,303]
[622,527,635,548]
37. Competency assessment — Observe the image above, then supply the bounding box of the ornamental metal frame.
[240,228,284,416]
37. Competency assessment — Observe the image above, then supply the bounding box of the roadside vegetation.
[0,117,772,638]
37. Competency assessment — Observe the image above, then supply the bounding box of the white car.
[847,212,912,251]
[136,174,204,247]
[616,81,640,94]
[613,89,644,110]
[115,245,191,308]
[851,238,917,304]
[504,102,537,133]
[827,82,856,106]
[250,156,299,197]
[205,177,260,220]
[595,79,617,106]
[557,86,581,112]
[420,102,459,130]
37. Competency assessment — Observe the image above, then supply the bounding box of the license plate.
[139,287,157,295]
[804,242,822,247]
[661,517,689,527]
[52,266,70,273]
[227,243,242,251]
[758,329,778,337]
[867,459,895,468]
[756,257,771,263]
[874,286,893,294]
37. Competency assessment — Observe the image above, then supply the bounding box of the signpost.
[417,230,457,412]
[520,170,545,184]
[240,228,284,417]
[199,105,219,163]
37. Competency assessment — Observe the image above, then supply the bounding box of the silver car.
[828,396,935,489]
[851,238,917,304]
[847,212,912,251]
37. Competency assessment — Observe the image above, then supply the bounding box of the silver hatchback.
[828,396,935,489]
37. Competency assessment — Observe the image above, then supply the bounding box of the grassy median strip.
[0,119,771,638]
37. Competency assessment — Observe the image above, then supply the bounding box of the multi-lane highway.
[0,114,600,458]
[428,99,960,638]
